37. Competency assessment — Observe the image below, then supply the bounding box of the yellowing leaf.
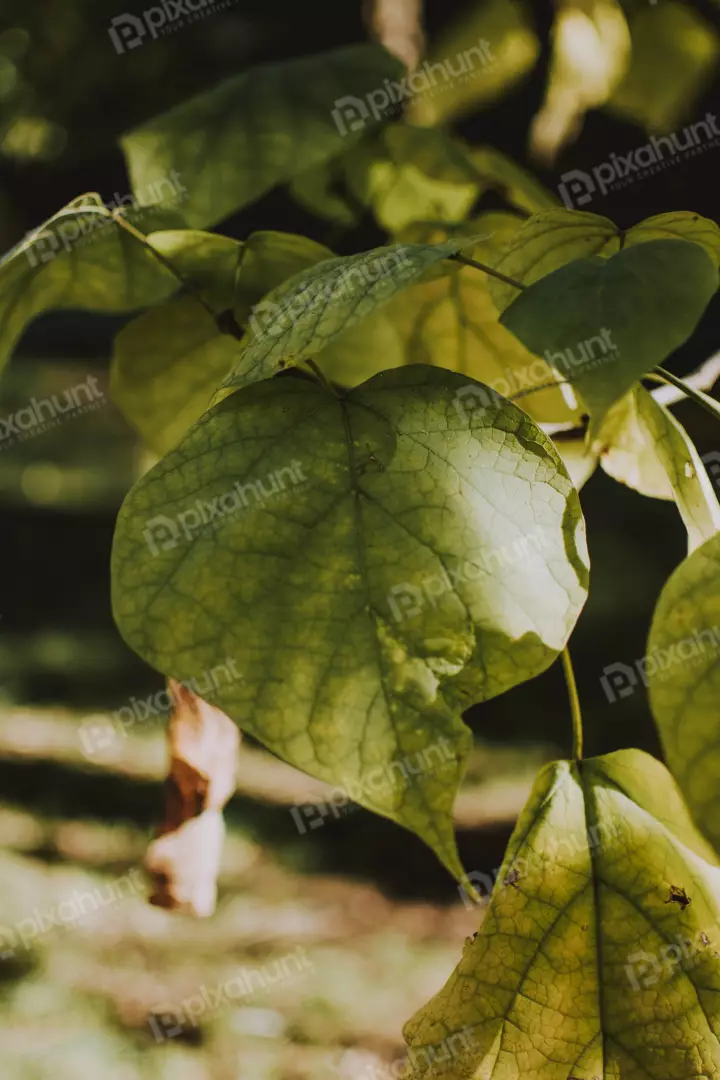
[594,387,720,552]
[379,216,581,425]
[405,748,720,1079]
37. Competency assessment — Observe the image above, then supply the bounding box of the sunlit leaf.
[593,387,720,551]
[405,748,720,1079]
[406,0,540,126]
[111,366,588,877]
[608,2,720,132]
[500,239,718,423]
[648,531,720,852]
[121,44,405,230]
[378,215,581,425]
[530,0,631,163]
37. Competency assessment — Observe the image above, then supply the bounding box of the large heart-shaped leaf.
[111,231,333,454]
[111,366,588,877]
[648,531,720,851]
[500,239,718,422]
[224,239,475,390]
[0,199,185,373]
[122,44,404,230]
[405,748,720,1079]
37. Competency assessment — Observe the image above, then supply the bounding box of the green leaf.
[111,366,588,877]
[111,230,333,453]
[468,146,560,215]
[121,44,405,230]
[487,209,720,314]
[344,126,481,234]
[406,0,540,125]
[593,387,720,551]
[608,2,720,132]
[405,748,720,1079]
[224,239,474,390]
[648,531,720,851]
[487,207,620,313]
[0,199,184,373]
[500,239,718,422]
[624,211,720,267]
[378,216,581,426]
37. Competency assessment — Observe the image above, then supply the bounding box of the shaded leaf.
[111,366,588,877]
[500,239,718,423]
[405,748,720,1079]
[488,209,720,314]
[122,44,405,230]
[0,199,184,372]
[224,239,475,390]
[648,532,720,852]
[111,231,333,454]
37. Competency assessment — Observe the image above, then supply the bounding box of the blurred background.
[1,0,720,1076]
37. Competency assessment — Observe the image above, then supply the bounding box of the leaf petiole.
[653,365,720,425]
[562,647,583,760]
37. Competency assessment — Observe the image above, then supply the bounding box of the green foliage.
[0,199,184,372]
[111,366,588,878]
[121,44,405,229]
[500,239,718,423]
[5,30,720,1075]
[648,532,720,851]
[223,239,477,390]
[111,230,333,454]
[405,749,720,1079]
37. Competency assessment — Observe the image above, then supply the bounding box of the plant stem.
[562,647,583,760]
[448,252,527,292]
[653,365,720,424]
[306,358,340,396]
[110,210,245,340]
